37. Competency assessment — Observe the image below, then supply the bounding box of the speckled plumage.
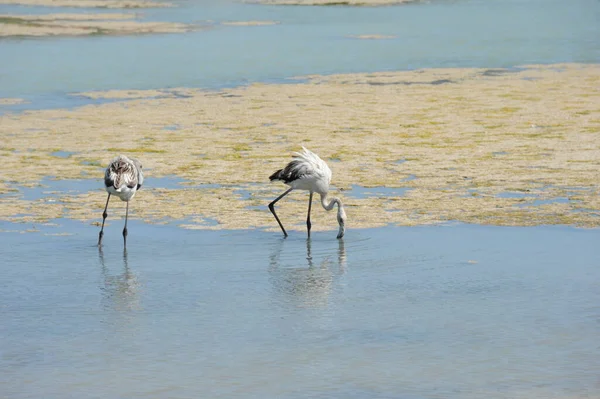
[98,155,144,248]
[104,155,144,201]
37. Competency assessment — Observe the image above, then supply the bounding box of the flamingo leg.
[98,193,111,246]
[269,188,293,237]
[123,201,129,248]
[306,191,313,237]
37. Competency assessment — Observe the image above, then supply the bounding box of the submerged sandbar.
[246,0,419,5]
[0,13,199,37]
[0,64,599,232]
[0,97,27,105]
[0,0,173,8]
[221,20,280,26]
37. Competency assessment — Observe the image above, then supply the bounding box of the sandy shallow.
[1,64,599,232]
[221,20,280,26]
[0,97,28,105]
[347,34,397,39]
[0,0,173,8]
[246,0,418,5]
[0,13,200,37]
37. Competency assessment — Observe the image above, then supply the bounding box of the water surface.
[1,221,598,398]
[1,0,598,101]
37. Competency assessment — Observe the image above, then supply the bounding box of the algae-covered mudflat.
[1,63,599,232]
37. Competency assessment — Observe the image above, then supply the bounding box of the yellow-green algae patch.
[0,13,201,37]
[1,63,599,233]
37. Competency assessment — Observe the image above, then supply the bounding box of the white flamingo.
[98,155,144,248]
[269,147,346,239]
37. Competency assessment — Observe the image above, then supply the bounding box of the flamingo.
[269,147,346,239]
[98,155,144,248]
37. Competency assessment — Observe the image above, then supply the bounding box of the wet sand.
[0,13,200,37]
[0,63,599,232]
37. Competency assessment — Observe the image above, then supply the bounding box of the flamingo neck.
[320,193,346,239]
[320,193,338,211]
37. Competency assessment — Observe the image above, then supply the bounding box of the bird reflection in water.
[98,248,140,312]
[269,238,346,308]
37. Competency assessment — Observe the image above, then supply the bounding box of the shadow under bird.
[98,155,144,248]
[269,147,346,239]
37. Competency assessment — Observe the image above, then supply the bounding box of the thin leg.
[98,194,111,246]
[123,201,129,248]
[306,191,313,237]
[268,188,293,237]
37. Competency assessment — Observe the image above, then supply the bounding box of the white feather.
[269,147,346,238]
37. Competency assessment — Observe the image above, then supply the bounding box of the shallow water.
[1,0,599,103]
[1,221,598,398]
[0,175,195,201]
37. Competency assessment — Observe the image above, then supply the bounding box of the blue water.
[1,221,598,398]
[0,0,598,102]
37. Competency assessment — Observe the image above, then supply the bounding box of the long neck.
[320,193,346,238]
[320,193,340,211]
